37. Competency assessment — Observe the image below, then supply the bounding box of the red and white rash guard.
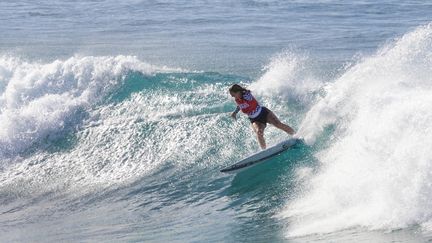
[235,91,262,118]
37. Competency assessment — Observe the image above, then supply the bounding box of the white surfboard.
[220,138,300,173]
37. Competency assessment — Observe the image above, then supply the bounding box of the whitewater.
[1,1,432,242]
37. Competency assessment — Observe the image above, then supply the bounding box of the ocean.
[1,0,432,242]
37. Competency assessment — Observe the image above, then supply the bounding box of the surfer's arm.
[233,106,240,114]
[231,106,240,120]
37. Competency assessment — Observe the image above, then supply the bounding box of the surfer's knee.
[252,122,265,137]
[256,128,264,137]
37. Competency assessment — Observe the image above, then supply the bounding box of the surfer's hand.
[230,112,237,120]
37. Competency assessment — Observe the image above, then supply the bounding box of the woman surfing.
[229,84,295,149]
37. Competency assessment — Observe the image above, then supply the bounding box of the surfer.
[229,84,295,149]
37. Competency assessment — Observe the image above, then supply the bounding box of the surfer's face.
[230,91,242,99]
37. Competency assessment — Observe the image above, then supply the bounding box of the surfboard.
[220,138,300,173]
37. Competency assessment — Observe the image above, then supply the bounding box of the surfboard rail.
[220,138,300,173]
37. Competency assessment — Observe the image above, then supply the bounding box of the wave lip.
[0,55,181,158]
[281,23,432,237]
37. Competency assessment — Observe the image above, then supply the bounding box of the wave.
[0,55,182,158]
[0,55,198,202]
[0,55,254,203]
[280,23,432,237]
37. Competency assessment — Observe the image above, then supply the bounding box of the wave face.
[281,23,432,237]
[0,55,240,198]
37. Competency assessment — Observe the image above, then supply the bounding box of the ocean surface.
[1,0,432,242]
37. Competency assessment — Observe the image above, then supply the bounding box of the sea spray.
[250,51,322,106]
[281,23,432,237]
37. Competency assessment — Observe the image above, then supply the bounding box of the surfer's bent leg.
[266,110,295,135]
[252,122,266,149]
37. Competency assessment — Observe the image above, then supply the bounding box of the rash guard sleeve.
[233,106,240,114]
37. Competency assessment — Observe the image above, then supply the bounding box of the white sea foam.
[0,55,180,157]
[280,23,432,237]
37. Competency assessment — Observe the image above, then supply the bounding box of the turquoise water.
[1,1,432,242]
